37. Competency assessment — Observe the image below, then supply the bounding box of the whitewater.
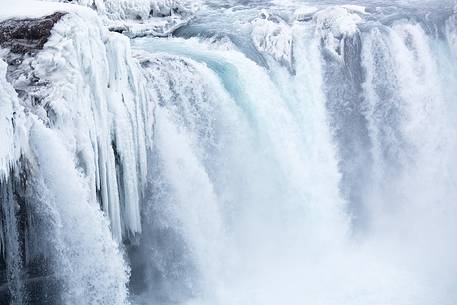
[0,0,457,305]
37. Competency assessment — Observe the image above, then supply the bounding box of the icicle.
[23,11,154,241]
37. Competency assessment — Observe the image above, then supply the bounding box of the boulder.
[0,12,65,55]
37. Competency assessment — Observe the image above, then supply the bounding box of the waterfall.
[1,1,457,305]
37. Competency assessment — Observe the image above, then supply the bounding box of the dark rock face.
[0,12,65,55]
[0,159,62,305]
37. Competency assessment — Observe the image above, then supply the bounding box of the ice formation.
[42,0,199,36]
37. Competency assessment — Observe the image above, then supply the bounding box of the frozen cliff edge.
[0,4,155,304]
[41,0,199,37]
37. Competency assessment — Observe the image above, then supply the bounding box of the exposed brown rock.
[0,12,65,55]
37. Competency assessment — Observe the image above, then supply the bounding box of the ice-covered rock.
[314,6,362,61]
[251,10,294,71]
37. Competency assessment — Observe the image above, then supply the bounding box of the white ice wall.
[0,6,155,241]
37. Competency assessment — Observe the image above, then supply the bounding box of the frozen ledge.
[36,0,198,38]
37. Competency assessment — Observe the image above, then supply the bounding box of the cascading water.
[1,0,457,305]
